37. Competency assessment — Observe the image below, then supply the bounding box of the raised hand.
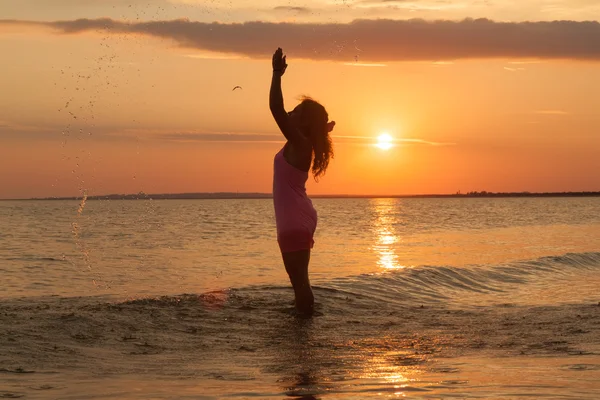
[272,47,288,76]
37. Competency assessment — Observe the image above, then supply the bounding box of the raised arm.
[269,48,309,146]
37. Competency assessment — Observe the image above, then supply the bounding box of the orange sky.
[1,1,599,199]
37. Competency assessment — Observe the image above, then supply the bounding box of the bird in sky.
[232,86,242,91]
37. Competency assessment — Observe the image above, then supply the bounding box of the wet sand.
[1,287,599,399]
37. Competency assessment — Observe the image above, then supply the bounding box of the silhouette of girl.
[270,47,336,315]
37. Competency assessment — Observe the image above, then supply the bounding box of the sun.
[376,133,393,150]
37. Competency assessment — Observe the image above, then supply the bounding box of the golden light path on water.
[372,198,405,270]
[356,346,425,397]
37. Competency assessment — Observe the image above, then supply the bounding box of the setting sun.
[376,133,393,150]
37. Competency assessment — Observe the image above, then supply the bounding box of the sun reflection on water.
[356,347,424,397]
[371,199,404,270]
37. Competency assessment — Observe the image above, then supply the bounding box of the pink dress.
[273,147,318,253]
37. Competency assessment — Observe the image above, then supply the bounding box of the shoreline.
[1,291,599,399]
[3,191,600,201]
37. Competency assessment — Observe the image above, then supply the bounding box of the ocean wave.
[90,251,600,313]
[318,251,600,307]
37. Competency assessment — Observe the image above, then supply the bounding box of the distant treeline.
[13,191,600,201]
[411,191,600,198]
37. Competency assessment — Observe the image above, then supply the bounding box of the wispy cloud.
[87,127,285,143]
[333,135,455,146]
[508,60,545,64]
[355,0,413,3]
[2,17,600,62]
[504,66,525,71]
[534,110,570,115]
[432,61,454,66]
[342,62,387,67]
[1,123,283,143]
[353,0,463,10]
[140,130,454,146]
[0,119,44,133]
[157,131,281,143]
[2,121,456,147]
[183,52,248,60]
[273,6,312,15]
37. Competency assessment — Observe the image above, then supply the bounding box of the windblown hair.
[297,96,334,181]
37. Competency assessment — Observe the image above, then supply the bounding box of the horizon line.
[3,190,600,201]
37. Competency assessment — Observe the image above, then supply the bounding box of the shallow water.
[2,197,600,299]
[1,198,600,398]
[1,284,599,399]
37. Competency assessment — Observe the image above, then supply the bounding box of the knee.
[285,263,306,285]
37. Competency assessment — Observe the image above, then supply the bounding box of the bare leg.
[282,250,314,315]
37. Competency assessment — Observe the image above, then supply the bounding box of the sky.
[1,0,599,198]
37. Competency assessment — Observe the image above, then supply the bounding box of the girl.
[270,47,336,315]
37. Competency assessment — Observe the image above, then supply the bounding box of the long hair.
[298,96,334,181]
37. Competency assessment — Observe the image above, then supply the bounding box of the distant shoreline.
[4,191,600,201]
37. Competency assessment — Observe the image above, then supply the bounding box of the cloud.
[352,0,475,14]
[534,110,570,115]
[354,0,412,4]
[1,17,600,62]
[342,62,387,67]
[508,60,545,64]
[158,131,281,143]
[3,122,453,147]
[334,135,455,146]
[503,66,525,71]
[0,119,44,133]
[143,130,453,146]
[273,6,311,14]
[1,123,286,143]
[354,0,457,8]
[183,52,247,60]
